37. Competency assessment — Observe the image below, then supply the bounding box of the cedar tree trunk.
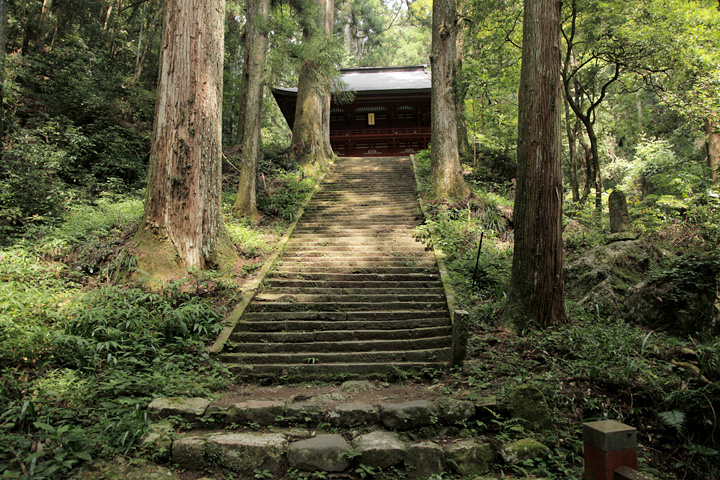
[503,0,566,329]
[430,0,470,201]
[135,0,237,278]
[292,0,333,173]
[0,0,7,139]
[36,0,52,50]
[705,118,720,185]
[455,8,471,159]
[233,0,270,220]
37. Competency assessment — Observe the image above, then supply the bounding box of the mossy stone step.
[265,287,445,295]
[264,279,443,289]
[237,318,450,332]
[269,272,441,282]
[218,347,451,364]
[248,301,448,313]
[254,293,445,303]
[226,336,451,354]
[219,157,453,375]
[230,326,452,343]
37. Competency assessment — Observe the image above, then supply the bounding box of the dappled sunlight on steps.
[220,156,453,378]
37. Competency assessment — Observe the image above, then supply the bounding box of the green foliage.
[257,172,318,222]
[0,247,231,479]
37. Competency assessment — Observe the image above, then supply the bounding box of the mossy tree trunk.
[705,118,720,185]
[291,0,334,174]
[233,0,270,220]
[0,0,7,139]
[430,0,470,201]
[455,6,471,159]
[503,0,566,330]
[35,0,52,50]
[135,0,237,278]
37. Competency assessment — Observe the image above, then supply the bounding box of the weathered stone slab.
[142,421,174,460]
[287,434,351,472]
[380,401,439,430]
[439,399,475,425]
[351,431,406,468]
[405,442,445,479]
[609,190,631,234]
[286,402,326,425]
[309,392,348,403]
[340,380,377,392]
[502,438,551,465]
[445,440,496,476]
[507,385,552,431]
[226,400,285,426]
[207,433,286,474]
[328,403,379,427]
[147,397,210,426]
[172,436,206,468]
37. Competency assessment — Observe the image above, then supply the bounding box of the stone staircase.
[219,157,453,377]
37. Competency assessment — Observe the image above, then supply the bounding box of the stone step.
[283,245,428,252]
[264,279,443,289]
[248,301,448,313]
[300,212,419,219]
[293,225,419,232]
[279,250,430,258]
[230,326,451,343]
[219,347,452,364]
[265,287,445,295]
[254,293,445,303]
[218,157,453,375]
[305,204,418,211]
[270,272,440,282]
[225,336,451,354]
[273,267,436,275]
[238,318,449,332]
[283,241,424,249]
[226,361,447,377]
[277,258,435,267]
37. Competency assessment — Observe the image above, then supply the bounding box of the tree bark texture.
[292,0,333,173]
[0,0,7,139]
[234,39,248,146]
[705,118,720,185]
[430,0,470,200]
[321,0,334,159]
[504,0,566,329]
[36,0,53,50]
[138,0,236,272]
[455,18,472,159]
[563,92,580,202]
[233,0,270,220]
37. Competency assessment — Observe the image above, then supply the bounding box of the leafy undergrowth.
[412,151,720,479]
[0,151,321,479]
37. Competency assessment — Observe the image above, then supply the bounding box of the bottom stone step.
[226,361,448,378]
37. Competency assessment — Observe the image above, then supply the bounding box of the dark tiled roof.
[274,65,431,96]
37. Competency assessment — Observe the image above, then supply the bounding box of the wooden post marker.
[583,420,638,480]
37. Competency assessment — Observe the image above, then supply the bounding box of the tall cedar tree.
[503,0,566,329]
[706,118,720,185]
[233,0,270,219]
[430,0,470,200]
[292,0,335,174]
[135,0,237,277]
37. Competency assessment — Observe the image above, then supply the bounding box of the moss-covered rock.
[507,385,552,431]
[502,438,551,464]
[564,240,661,316]
[624,253,720,337]
[444,440,496,476]
[70,458,181,480]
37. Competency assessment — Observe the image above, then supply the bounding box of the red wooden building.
[272,65,431,157]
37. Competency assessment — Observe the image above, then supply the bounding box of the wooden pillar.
[584,420,638,480]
